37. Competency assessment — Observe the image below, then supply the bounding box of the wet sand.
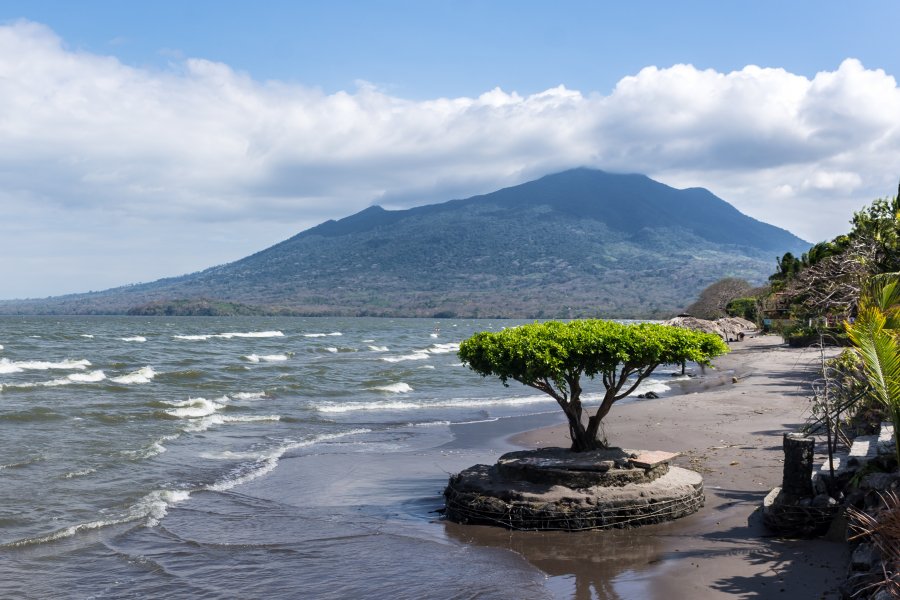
[222,335,847,599]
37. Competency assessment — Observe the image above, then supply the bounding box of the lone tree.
[458,319,729,451]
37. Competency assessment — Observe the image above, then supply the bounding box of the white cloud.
[1,20,899,297]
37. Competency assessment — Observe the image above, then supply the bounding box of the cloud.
[1,20,899,297]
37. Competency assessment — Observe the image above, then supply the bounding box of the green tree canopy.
[458,319,729,451]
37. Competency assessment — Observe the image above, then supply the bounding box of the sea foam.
[0,358,91,374]
[164,396,226,419]
[372,382,413,393]
[205,429,368,492]
[4,489,191,547]
[174,331,284,341]
[380,352,430,363]
[232,391,268,400]
[110,366,157,385]
[243,354,289,363]
[317,395,552,413]
[184,414,281,433]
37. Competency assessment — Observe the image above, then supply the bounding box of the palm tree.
[845,272,900,467]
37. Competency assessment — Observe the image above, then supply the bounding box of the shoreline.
[68,333,847,599]
[493,334,847,598]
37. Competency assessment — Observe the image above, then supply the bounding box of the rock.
[860,472,900,492]
[812,494,838,509]
[873,589,894,600]
[444,448,705,531]
[850,543,879,572]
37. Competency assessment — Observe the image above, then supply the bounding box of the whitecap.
[326,347,339,353]
[120,336,147,342]
[110,366,156,385]
[318,395,552,414]
[183,414,280,433]
[243,354,261,363]
[43,370,106,386]
[63,468,96,479]
[174,331,284,341]
[123,433,178,459]
[232,391,267,400]
[199,450,266,460]
[0,358,91,374]
[380,352,430,363]
[367,345,389,352]
[319,401,422,413]
[372,382,413,393]
[303,332,342,338]
[64,370,107,383]
[219,331,284,339]
[80,335,94,339]
[137,489,192,527]
[427,342,460,354]
[164,397,225,419]
[418,365,436,370]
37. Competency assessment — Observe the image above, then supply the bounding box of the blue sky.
[12,1,900,97]
[1,1,900,298]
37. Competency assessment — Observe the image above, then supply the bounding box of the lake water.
[0,316,675,599]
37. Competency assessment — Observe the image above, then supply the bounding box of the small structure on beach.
[663,315,757,342]
[444,447,704,530]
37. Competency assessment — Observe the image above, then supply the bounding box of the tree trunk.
[781,433,814,499]
[570,413,606,452]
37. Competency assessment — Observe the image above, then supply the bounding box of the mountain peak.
[0,169,807,318]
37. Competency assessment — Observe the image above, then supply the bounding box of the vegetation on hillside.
[125,298,298,316]
[0,169,806,318]
[681,184,900,342]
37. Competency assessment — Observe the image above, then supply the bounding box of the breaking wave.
[371,382,413,393]
[110,366,157,385]
[318,395,553,413]
[174,331,284,341]
[205,429,368,492]
[0,358,91,374]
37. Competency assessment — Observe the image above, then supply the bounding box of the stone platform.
[443,447,703,531]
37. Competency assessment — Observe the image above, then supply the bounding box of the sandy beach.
[498,334,849,599]
[211,334,848,599]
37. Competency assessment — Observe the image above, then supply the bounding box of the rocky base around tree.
[443,447,704,531]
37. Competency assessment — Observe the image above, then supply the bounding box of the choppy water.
[0,316,674,598]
